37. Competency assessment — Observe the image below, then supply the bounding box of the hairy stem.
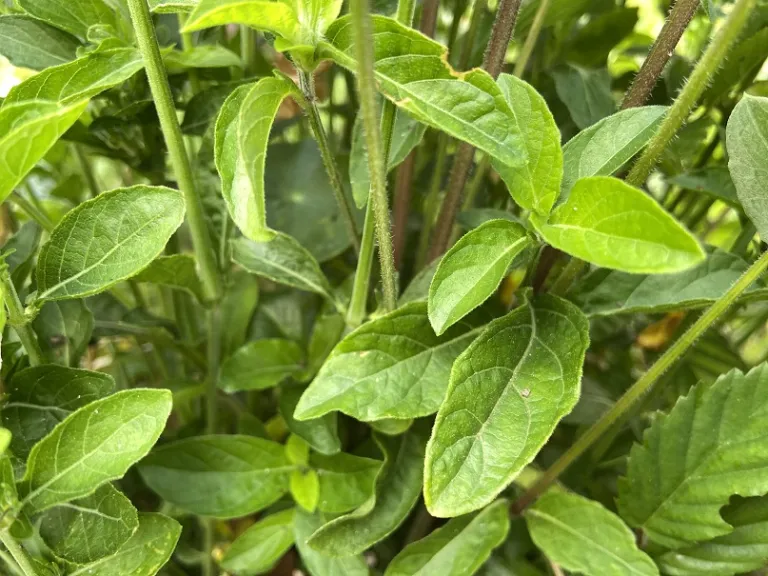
[127,0,223,302]
[427,0,523,261]
[513,0,552,77]
[347,206,376,327]
[0,267,43,367]
[626,0,755,186]
[351,0,398,311]
[0,532,36,576]
[298,70,361,255]
[621,0,700,109]
[512,248,768,513]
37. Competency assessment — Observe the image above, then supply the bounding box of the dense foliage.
[0,0,766,574]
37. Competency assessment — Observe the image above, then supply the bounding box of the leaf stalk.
[0,265,43,367]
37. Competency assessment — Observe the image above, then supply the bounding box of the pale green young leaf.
[279,386,341,455]
[38,483,138,564]
[291,469,320,512]
[370,418,413,435]
[231,234,336,302]
[3,365,115,461]
[667,166,741,208]
[139,435,294,519]
[0,15,80,70]
[18,0,117,38]
[219,339,304,393]
[183,0,300,44]
[221,508,295,575]
[294,509,369,576]
[561,106,667,195]
[532,176,705,274]
[307,424,428,556]
[294,302,484,422]
[656,495,768,576]
[525,491,658,576]
[552,64,614,129]
[134,254,205,301]
[164,45,241,71]
[150,0,196,11]
[491,74,562,215]
[215,78,300,242]
[33,299,94,366]
[68,513,181,576]
[424,295,589,517]
[385,499,510,576]
[726,94,768,240]
[36,186,185,302]
[569,249,763,317]
[4,48,143,105]
[0,99,88,205]
[320,16,525,170]
[618,364,768,548]
[20,389,172,513]
[428,219,531,335]
[312,451,381,514]
[350,107,426,207]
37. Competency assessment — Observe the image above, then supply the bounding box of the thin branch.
[621,0,701,109]
[513,0,552,77]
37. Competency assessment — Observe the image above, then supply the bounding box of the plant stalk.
[392,151,415,269]
[621,0,701,109]
[0,531,37,576]
[0,267,44,367]
[298,70,361,255]
[626,0,755,186]
[74,145,100,197]
[240,25,258,77]
[512,248,768,514]
[513,0,552,77]
[127,0,223,302]
[178,14,202,96]
[350,0,398,311]
[10,193,53,233]
[420,0,440,37]
[427,0,523,261]
[459,0,487,69]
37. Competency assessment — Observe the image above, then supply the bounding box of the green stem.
[10,194,53,233]
[550,256,586,297]
[127,0,222,302]
[732,221,756,256]
[459,0,487,70]
[626,0,755,186]
[347,204,376,327]
[0,530,37,576]
[74,145,99,198]
[0,267,44,367]
[350,0,398,311]
[178,13,201,93]
[298,70,361,255]
[416,135,449,269]
[513,0,552,77]
[0,548,24,576]
[202,303,221,576]
[240,25,258,77]
[512,248,768,513]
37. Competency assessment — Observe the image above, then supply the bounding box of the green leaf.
[18,0,117,38]
[231,234,335,301]
[424,294,589,517]
[279,386,341,455]
[221,270,260,358]
[552,64,615,129]
[370,418,413,435]
[220,339,303,393]
[38,483,138,564]
[32,299,94,366]
[726,94,768,240]
[67,513,181,576]
[0,15,80,71]
[569,249,763,317]
[320,16,526,170]
[399,259,438,304]
[3,365,115,461]
[294,302,484,421]
[525,491,659,576]
[4,48,143,105]
[302,310,345,380]
[656,495,768,576]
[291,469,320,512]
[294,509,369,576]
[307,424,428,556]
[134,254,205,301]
[385,499,510,576]
[164,45,241,71]
[428,219,531,335]
[139,435,294,518]
[491,74,562,215]
[36,185,185,302]
[561,106,667,195]
[221,508,295,575]
[20,388,172,513]
[312,451,381,514]
[618,364,768,548]
[181,81,244,136]
[350,107,426,207]
[0,99,88,205]
[667,166,741,209]
[531,176,705,274]
[215,77,300,242]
